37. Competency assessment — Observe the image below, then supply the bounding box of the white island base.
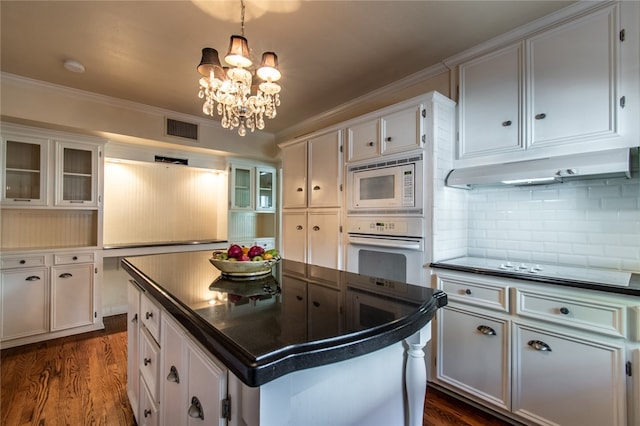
[229,326,432,426]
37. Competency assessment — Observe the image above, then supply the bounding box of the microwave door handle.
[348,236,421,250]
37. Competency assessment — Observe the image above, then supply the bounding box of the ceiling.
[1,1,575,137]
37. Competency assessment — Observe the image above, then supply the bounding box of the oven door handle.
[347,236,422,250]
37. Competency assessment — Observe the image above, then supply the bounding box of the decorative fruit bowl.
[209,245,281,277]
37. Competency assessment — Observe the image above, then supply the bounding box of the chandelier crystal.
[197,0,281,136]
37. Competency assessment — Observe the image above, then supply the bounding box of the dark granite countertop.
[121,250,447,387]
[104,239,227,250]
[430,258,640,297]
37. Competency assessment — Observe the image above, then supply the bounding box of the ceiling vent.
[166,118,199,141]
[154,155,188,166]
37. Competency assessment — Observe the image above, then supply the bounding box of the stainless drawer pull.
[477,325,496,336]
[559,307,570,315]
[188,396,204,420]
[25,275,41,281]
[58,273,73,278]
[144,357,152,366]
[166,365,180,383]
[464,289,472,295]
[145,311,153,320]
[528,340,552,352]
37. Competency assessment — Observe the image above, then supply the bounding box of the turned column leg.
[404,325,432,426]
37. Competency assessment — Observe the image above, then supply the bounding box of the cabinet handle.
[296,295,303,301]
[477,325,496,336]
[312,301,320,308]
[145,311,153,320]
[312,226,320,231]
[188,396,204,420]
[296,187,303,192]
[19,260,26,265]
[58,273,73,278]
[313,185,320,190]
[25,275,41,281]
[132,313,138,323]
[367,141,375,147]
[385,136,393,142]
[143,409,152,418]
[528,340,552,352]
[296,225,303,230]
[72,256,78,260]
[535,113,547,120]
[464,289,472,295]
[559,307,570,315]
[166,365,180,383]
[144,357,152,366]
[502,120,512,127]
[12,199,32,202]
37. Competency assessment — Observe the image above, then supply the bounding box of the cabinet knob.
[145,311,153,320]
[58,273,73,278]
[559,307,570,315]
[166,365,180,383]
[143,409,152,418]
[477,325,496,336]
[72,256,78,260]
[296,187,303,192]
[19,260,26,265]
[312,226,320,231]
[367,141,375,147]
[188,396,205,420]
[528,340,552,352]
[502,120,512,127]
[296,225,303,230]
[464,289,472,295]
[535,113,547,120]
[144,357,152,366]
[313,185,320,190]
[25,275,41,281]
[385,136,393,142]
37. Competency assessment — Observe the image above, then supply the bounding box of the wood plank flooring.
[2,315,514,426]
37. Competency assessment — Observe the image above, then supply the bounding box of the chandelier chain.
[240,0,245,37]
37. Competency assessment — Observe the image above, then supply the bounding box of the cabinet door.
[282,212,307,263]
[1,136,48,206]
[381,105,423,156]
[256,167,276,211]
[308,131,342,208]
[513,323,626,426]
[51,263,94,331]
[458,43,523,159]
[307,211,341,269]
[127,282,141,422]
[437,307,510,410]
[0,267,49,340]
[528,5,617,148]
[55,140,100,207]
[187,344,227,426]
[347,119,379,162]
[160,316,187,426]
[281,142,307,208]
[229,164,254,210]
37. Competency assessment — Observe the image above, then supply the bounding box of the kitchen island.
[122,250,447,426]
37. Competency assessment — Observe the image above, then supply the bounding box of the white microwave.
[347,154,423,214]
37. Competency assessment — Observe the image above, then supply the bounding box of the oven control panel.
[346,216,424,237]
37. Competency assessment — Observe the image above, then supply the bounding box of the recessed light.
[63,59,85,73]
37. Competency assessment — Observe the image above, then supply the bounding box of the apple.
[227,244,243,259]
[248,245,265,258]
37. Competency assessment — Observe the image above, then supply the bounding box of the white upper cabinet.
[229,162,276,212]
[456,2,638,167]
[54,140,101,207]
[1,134,49,206]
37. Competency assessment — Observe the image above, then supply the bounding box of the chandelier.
[197,0,281,136]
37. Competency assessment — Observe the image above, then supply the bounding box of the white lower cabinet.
[434,270,635,426]
[51,263,93,330]
[127,281,141,421]
[281,209,342,270]
[139,374,160,426]
[512,323,625,426]
[0,266,49,339]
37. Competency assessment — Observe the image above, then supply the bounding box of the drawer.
[54,252,95,265]
[140,293,161,343]
[515,289,626,337]
[438,275,509,312]
[1,255,46,269]
[139,372,159,426]
[139,327,160,404]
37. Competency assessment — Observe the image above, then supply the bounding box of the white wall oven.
[346,216,427,287]
[347,154,423,215]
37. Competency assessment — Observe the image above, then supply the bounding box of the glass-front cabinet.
[230,164,254,210]
[229,163,276,212]
[55,141,100,207]
[256,167,275,211]
[1,135,49,206]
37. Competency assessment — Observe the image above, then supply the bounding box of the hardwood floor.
[2,315,513,426]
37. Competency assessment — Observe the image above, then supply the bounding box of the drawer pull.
[559,307,570,315]
[25,275,41,281]
[528,340,552,352]
[144,357,152,366]
[166,365,180,383]
[312,301,320,308]
[296,295,303,301]
[296,225,303,230]
[477,325,496,336]
[313,185,321,190]
[72,256,78,260]
[296,187,303,192]
[313,225,320,231]
[464,289,472,295]
[145,311,153,320]
[131,313,138,323]
[188,396,204,420]
[535,113,547,120]
[19,260,26,265]
[143,409,152,418]
[58,273,73,278]
[502,120,512,127]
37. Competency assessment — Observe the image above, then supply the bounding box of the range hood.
[445,148,632,189]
